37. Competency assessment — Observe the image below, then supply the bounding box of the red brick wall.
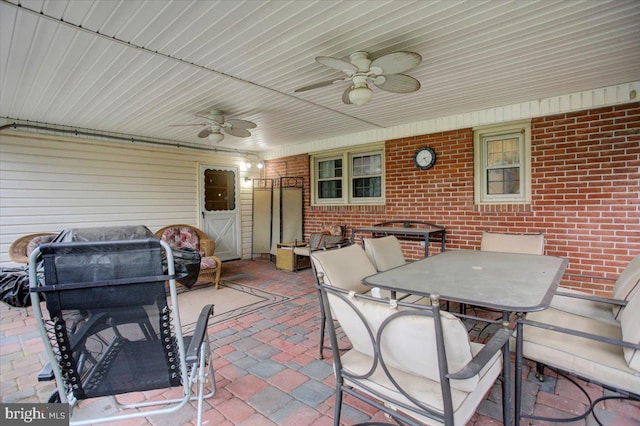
[265,103,640,295]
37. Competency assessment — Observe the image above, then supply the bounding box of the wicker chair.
[155,224,222,289]
[8,232,57,263]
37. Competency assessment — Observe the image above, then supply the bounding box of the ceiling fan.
[294,51,422,105]
[170,109,257,143]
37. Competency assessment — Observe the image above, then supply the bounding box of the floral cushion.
[160,227,219,270]
[26,234,56,257]
[161,227,200,252]
[201,256,218,270]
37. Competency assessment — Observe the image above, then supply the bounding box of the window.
[317,157,343,200]
[474,121,531,204]
[312,145,384,205]
[204,169,236,211]
[351,153,382,199]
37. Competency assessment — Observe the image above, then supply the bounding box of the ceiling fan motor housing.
[349,52,372,72]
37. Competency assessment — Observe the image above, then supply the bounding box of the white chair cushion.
[620,290,640,371]
[480,231,544,255]
[612,253,640,320]
[311,245,376,294]
[363,236,406,271]
[522,307,640,394]
[293,246,311,256]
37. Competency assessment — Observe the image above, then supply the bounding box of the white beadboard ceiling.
[1,0,639,156]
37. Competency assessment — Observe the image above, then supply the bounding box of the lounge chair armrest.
[518,317,640,351]
[186,304,214,363]
[447,327,513,380]
[554,291,627,307]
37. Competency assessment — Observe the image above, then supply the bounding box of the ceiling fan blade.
[295,78,345,92]
[316,56,359,72]
[224,127,251,138]
[196,111,225,122]
[374,73,421,93]
[371,51,422,75]
[169,123,207,127]
[198,128,212,138]
[226,119,257,129]
[342,86,353,105]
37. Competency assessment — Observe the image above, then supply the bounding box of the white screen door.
[200,165,241,261]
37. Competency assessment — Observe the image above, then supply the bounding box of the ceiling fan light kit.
[208,131,224,143]
[349,85,373,105]
[295,50,422,105]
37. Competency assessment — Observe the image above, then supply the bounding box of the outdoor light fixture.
[242,156,264,170]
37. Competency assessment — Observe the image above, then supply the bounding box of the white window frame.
[474,120,531,205]
[311,143,385,206]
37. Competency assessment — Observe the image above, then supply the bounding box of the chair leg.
[319,307,327,359]
[333,385,343,426]
[535,362,546,382]
[214,267,221,289]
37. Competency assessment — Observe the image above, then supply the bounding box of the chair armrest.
[517,317,640,351]
[186,304,214,363]
[554,291,627,307]
[200,238,215,257]
[447,327,513,380]
[208,255,222,270]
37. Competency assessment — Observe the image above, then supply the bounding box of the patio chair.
[472,230,545,314]
[156,224,222,288]
[311,244,425,359]
[480,230,544,255]
[548,253,640,325]
[317,272,512,425]
[29,238,216,426]
[293,223,347,271]
[515,285,640,424]
[363,235,406,271]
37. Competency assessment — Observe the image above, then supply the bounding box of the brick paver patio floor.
[2,258,639,425]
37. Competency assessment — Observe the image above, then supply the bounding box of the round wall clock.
[414,147,436,170]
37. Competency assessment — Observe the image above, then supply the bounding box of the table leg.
[514,315,524,426]
[502,313,512,425]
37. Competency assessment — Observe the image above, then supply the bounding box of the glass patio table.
[363,249,568,425]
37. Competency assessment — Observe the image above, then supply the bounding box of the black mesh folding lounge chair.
[29,238,215,426]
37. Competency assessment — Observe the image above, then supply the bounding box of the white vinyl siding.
[0,132,255,264]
